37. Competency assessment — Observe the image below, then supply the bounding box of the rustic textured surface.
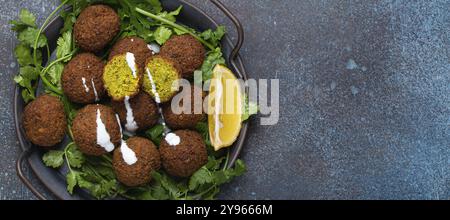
[1,0,449,200]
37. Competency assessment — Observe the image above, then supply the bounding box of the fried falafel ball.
[103,53,142,101]
[143,55,181,103]
[159,130,208,177]
[163,84,206,130]
[109,37,153,71]
[72,104,121,156]
[113,137,161,187]
[62,53,105,104]
[74,5,120,52]
[111,91,159,132]
[160,34,206,78]
[22,94,67,148]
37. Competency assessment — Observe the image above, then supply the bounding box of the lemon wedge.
[208,64,243,151]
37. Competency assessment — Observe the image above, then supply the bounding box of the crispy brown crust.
[159,130,208,177]
[113,137,161,187]
[159,34,206,78]
[163,85,206,130]
[111,91,159,132]
[72,104,121,156]
[74,5,120,52]
[62,53,105,104]
[23,95,67,148]
[108,36,153,73]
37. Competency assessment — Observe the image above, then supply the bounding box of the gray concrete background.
[1,0,449,199]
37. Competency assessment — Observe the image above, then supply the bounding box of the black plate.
[14,0,248,200]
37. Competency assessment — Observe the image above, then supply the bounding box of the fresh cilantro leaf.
[195,122,212,148]
[14,44,33,66]
[66,171,78,194]
[18,9,36,27]
[47,62,64,86]
[42,150,65,168]
[201,48,226,81]
[154,26,172,45]
[56,31,73,61]
[200,26,226,48]
[18,27,47,49]
[145,0,163,13]
[157,6,182,22]
[189,167,214,190]
[10,9,36,32]
[66,144,85,168]
[145,124,164,145]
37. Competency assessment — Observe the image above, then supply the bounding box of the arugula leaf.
[199,26,226,48]
[153,26,172,45]
[200,48,226,81]
[42,150,65,168]
[145,124,164,145]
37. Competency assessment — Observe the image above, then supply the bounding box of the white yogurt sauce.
[120,141,137,165]
[96,109,115,152]
[165,133,181,146]
[147,43,160,55]
[214,79,223,144]
[145,68,161,103]
[126,52,137,78]
[81,77,90,93]
[115,114,138,165]
[124,96,138,133]
[91,79,99,101]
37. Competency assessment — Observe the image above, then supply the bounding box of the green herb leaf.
[66,171,78,194]
[47,62,64,86]
[201,48,226,81]
[157,6,182,22]
[18,27,47,49]
[145,124,164,145]
[14,44,34,66]
[199,26,226,48]
[66,144,85,168]
[56,31,73,61]
[154,26,172,45]
[42,150,65,168]
[10,9,36,32]
[189,167,214,190]
[242,95,259,121]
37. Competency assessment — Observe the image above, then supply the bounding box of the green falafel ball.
[103,53,141,101]
[143,56,181,103]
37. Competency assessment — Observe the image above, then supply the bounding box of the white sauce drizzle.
[96,109,115,152]
[115,114,137,165]
[145,68,161,103]
[126,52,137,78]
[124,96,138,133]
[81,77,90,93]
[147,43,160,55]
[91,79,99,101]
[165,133,181,146]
